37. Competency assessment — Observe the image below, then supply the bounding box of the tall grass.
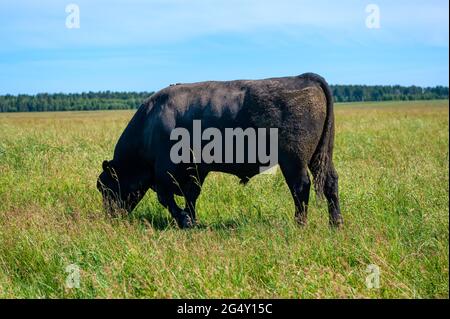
[0,100,448,298]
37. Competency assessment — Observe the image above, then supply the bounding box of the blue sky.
[0,0,448,94]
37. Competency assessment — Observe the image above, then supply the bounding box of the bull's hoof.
[329,216,344,228]
[176,212,195,229]
[295,214,307,227]
[106,208,128,219]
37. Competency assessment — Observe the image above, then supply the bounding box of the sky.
[0,0,448,94]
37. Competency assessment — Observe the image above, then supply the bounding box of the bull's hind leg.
[280,161,311,226]
[324,163,343,227]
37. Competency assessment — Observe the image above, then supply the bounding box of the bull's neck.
[112,108,146,170]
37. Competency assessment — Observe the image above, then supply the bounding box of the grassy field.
[0,100,448,298]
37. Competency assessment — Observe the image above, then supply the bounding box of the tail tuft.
[309,150,329,199]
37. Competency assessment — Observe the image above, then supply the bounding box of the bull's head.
[97,160,145,216]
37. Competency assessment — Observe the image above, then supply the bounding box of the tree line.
[0,91,152,113]
[331,85,448,103]
[0,85,448,112]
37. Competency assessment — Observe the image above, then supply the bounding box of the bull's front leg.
[182,171,207,225]
[157,189,194,229]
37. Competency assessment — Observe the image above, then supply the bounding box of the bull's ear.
[102,160,109,171]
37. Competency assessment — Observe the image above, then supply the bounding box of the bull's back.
[153,75,325,124]
[147,75,327,163]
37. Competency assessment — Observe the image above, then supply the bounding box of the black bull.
[97,73,343,228]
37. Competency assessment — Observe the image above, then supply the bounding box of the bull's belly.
[170,162,272,194]
[202,162,265,180]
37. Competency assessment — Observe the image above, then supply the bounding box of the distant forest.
[0,85,448,112]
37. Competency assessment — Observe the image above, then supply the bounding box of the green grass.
[0,100,448,298]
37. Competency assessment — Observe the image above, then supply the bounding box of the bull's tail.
[303,73,335,199]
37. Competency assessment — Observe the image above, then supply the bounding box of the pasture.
[0,100,448,298]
